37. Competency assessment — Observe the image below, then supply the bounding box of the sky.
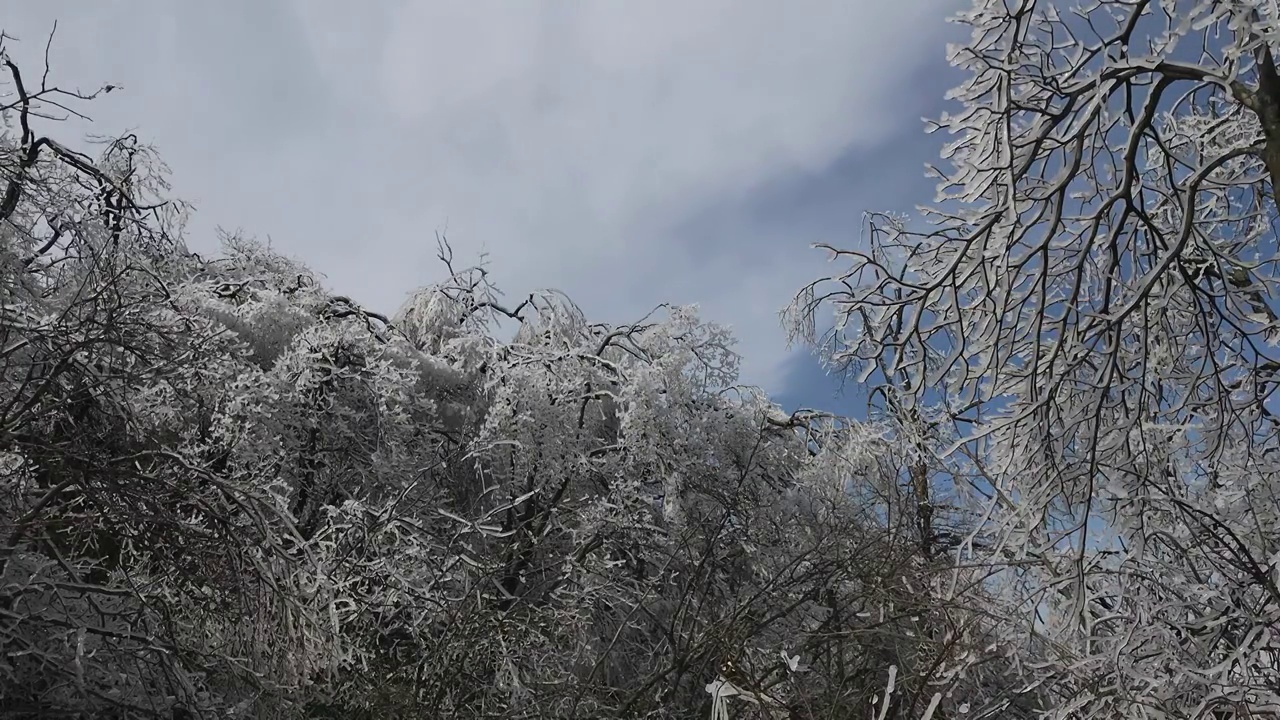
[0,0,963,414]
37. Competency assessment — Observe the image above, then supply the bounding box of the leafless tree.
[790,1,1280,716]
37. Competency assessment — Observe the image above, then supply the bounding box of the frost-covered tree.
[0,43,1007,720]
[791,0,1280,717]
[362,249,1003,719]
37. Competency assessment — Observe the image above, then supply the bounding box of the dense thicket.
[0,45,1014,719]
[23,0,1280,716]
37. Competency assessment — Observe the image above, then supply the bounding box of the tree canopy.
[0,31,1009,720]
[12,0,1280,717]
[792,0,1280,717]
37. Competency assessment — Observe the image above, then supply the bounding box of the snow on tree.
[0,42,1004,720]
[791,0,1280,716]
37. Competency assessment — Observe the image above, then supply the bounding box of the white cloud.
[2,0,952,391]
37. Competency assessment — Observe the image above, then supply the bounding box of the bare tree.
[790,0,1280,716]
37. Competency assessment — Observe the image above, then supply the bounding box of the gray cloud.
[1,0,956,389]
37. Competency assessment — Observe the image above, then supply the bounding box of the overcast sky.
[1,0,961,411]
